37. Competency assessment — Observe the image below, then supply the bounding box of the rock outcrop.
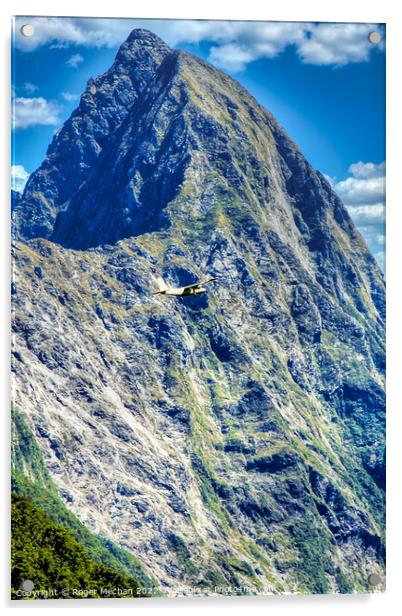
[12,28,385,596]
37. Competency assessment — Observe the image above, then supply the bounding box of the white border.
[2,1,401,615]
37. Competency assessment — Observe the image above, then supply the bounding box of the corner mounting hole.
[368,31,381,45]
[368,573,382,586]
[20,24,34,37]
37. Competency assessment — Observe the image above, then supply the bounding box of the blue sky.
[11,17,386,270]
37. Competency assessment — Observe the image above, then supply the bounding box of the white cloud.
[13,97,61,129]
[345,203,385,226]
[209,43,255,73]
[49,42,70,50]
[297,23,382,66]
[14,17,384,71]
[23,82,38,94]
[336,176,385,206]
[14,17,137,51]
[329,161,385,271]
[66,53,84,68]
[208,22,305,71]
[61,91,80,102]
[348,160,385,179]
[333,161,385,212]
[11,164,30,193]
[357,225,385,244]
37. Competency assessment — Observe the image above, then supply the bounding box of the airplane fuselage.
[163,286,207,297]
[152,276,216,297]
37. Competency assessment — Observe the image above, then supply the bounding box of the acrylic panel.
[11,16,386,600]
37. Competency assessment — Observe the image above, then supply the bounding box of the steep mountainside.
[12,29,385,596]
[12,495,146,599]
[11,407,157,595]
[13,30,171,241]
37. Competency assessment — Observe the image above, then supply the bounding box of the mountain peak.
[114,28,172,66]
[125,27,168,45]
[12,27,385,596]
[13,29,173,242]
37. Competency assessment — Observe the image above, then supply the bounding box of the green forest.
[11,495,147,600]
[11,408,154,600]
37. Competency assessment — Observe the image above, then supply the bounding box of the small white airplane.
[152,276,217,297]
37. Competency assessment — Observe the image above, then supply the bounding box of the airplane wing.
[181,277,217,290]
[200,277,217,285]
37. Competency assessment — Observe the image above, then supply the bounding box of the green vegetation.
[166,532,198,578]
[289,516,333,594]
[11,408,158,596]
[12,206,385,597]
[335,568,354,594]
[227,557,255,577]
[11,33,386,599]
[11,495,146,600]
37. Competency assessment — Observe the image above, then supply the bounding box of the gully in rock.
[11,19,385,599]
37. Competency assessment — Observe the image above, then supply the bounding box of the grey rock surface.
[12,28,385,595]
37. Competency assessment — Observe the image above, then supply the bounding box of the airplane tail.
[152,276,168,294]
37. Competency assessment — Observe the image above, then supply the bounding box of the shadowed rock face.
[12,29,385,595]
[13,29,171,241]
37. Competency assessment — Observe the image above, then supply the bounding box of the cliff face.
[13,30,171,241]
[12,29,385,595]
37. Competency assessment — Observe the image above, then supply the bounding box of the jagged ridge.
[12,28,385,596]
[13,29,172,241]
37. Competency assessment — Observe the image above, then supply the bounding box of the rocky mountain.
[12,28,385,596]
[11,189,21,212]
[13,29,171,241]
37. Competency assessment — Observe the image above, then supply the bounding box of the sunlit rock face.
[12,28,385,595]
